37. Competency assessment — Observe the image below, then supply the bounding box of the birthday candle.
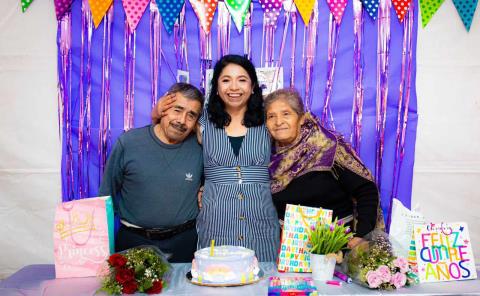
[210,239,215,256]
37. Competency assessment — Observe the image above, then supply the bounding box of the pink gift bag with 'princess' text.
[53,196,114,278]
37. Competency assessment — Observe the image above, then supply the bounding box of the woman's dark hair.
[207,55,264,128]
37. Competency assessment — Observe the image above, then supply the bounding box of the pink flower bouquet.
[343,230,417,290]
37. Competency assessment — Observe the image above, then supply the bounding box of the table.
[1,263,479,295]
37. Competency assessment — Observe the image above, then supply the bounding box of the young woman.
[154,55,280,261]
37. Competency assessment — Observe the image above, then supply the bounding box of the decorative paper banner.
[294,0,315,25]
[326,0,348,24]
[54,0,73,20]
[190,0,218,34]
[88,0,113,28]
[224,0,251,33]
[21,0,34,13]
[259,0,283,26]
[414,222,477,283]
[122,0,149,31]
[392,0,412,22]
[453,0,478,31]
[361,0,379,20]
[419,0,444,27]
[156,0,186,34]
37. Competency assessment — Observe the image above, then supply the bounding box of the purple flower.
[329,225,335,232]
[393,257,409,273]
[366,270,383,288]
[376,265,392,282]
[390,272,407,289]
[345,227,351,234]
[337,220,344,226]
[310,225,316,231]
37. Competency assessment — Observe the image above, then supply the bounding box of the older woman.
[264,88,383,247]
[154,55,280,261]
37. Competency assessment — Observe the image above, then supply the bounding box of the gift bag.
[389,198,425,261]
[53,196,114,278]
[277,204,333,272]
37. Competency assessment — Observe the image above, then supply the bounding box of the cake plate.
[186,268,264,287]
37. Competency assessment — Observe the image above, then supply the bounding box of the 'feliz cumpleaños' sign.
[414,222,477,283]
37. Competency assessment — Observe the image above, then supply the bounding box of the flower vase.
[310,253,336,281]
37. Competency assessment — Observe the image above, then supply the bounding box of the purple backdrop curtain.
[60,0,418,224]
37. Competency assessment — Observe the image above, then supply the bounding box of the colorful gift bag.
[277,204,333,272]
[53,196,114,278]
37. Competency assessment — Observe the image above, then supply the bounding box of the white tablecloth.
[1,263,479,295]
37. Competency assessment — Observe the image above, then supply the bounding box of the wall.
[0,0,478,277]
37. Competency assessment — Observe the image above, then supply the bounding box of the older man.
[99,83,203,262]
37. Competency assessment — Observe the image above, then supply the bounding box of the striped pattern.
[197,112,280,261]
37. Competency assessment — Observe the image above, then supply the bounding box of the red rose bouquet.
[99,246,172,295]
[342,230,418,290]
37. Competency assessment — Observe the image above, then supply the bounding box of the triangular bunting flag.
[294,0,315,25]
[224,0,251,33]
[419,0,444,27]
[88,0,113,28]
[189,0,218,34]
[392,0,413,22]
[156,0,186,34]
[361,0,380,20]
[325,0,348,24]
[54,0,73,20]
[452,0,478,31]
[259,0,283,27]
[122,0,149,31]
[21,0,34,13]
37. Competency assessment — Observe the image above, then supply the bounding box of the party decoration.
[217,1,231,57]
[78,0,94,198]
[21,0,34,13]
[326,0,348,24]
[294,0,315,25]
[88,0,113,28]
[283,0,298,87]
[374,0,391,187]
[173,5,189,71]
[57,12,73,200]
[189,0,218,34]
[452,0,478,31]
[123,25,135,132]
[361,0,380,20]
[122,0,149,31]
[259,0,283,26]
[419,0,444,27]
[150,0,161,108]
[303,1,319,110]
[156,0,186,34]
[224,0,251,33]
[351,0,364,153]
[392,0,413,22]
[98,6,113,178]
[321,15,341,128]
[414,222,477,283]
[389,4,414,229]
[54,0,73,20]
[260,0,282,66]
[244,3,253,59]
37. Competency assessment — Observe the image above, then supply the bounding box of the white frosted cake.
[191,245,260,284]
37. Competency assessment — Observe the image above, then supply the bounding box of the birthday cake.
[191,245,260,284]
